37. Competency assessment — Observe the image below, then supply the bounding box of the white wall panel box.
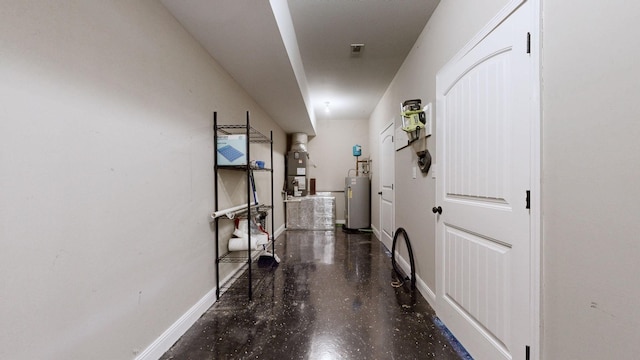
[217,135,247,165]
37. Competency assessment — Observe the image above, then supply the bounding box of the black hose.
[391,227,416,289]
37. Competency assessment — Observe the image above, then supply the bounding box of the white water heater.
[345,176,370,229]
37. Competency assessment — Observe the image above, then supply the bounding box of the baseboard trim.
[370,224,381,240]
[274,223,286,239]
[394,252,437,308]
[335,219,345,225]
[135,287,217,360]
[416,273,437,307]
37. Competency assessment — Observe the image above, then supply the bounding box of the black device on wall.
[417,150,431,174]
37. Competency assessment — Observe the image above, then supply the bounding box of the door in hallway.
[379,123,395,248]
[435,1,534,359]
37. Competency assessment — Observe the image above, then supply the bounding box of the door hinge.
[392,184,394,190]
[526,32,531,54]
[526,345,531,360]
[526,190,531,209]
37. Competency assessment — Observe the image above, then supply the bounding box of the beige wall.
[368,0,509,296]
[0,1,285,359]
[307,118,370,222]
[542,0,640,358]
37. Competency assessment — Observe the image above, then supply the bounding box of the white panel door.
[379,123,395,248]
[435,1,533,359]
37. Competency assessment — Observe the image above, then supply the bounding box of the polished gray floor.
[161,228,468,359]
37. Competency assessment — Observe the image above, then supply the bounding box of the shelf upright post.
[270,130,274,255]
[245,111,252,300]
[213,111,220,299]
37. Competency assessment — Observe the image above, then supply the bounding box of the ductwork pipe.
[290,132,308,152]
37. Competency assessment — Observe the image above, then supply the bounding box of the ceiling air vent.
[350,43,365,55]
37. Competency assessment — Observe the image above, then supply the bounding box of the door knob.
[432,206,442,214]
[378,191,382,195]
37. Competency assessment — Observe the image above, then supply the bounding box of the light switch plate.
[423,103,432,137]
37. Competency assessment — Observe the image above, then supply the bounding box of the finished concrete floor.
[161,228,469,359]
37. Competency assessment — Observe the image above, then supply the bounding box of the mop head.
[258,252,280,268]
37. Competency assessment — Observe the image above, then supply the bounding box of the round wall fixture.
[417,150,431,174]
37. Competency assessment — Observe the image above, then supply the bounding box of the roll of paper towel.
[228,236,258,252]
[233,229,268,244]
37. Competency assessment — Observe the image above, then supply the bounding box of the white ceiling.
[161,0,439,135]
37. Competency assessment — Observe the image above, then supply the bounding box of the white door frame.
[435,0,541,357]
[529,0,542,357]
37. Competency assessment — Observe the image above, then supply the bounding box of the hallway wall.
[0,1,285,359]
[307,118,370,222]
[541,0,640,358]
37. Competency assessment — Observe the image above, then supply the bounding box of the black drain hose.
[391,227,416,289]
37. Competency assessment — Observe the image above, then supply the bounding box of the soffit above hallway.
[161,0,439,136]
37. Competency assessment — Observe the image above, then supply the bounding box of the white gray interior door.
[435,1,533,359]
[379,123,395,248]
